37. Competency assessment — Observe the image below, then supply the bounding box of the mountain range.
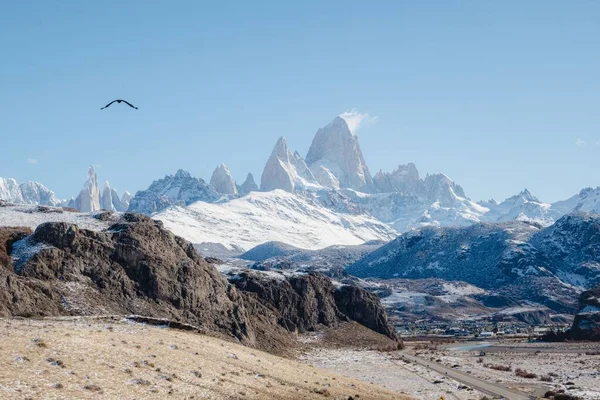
[2,114,600,253]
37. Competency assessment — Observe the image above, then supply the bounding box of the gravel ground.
[300,348,488,400]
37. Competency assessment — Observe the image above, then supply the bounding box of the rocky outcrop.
[210,164,238,195]
[0,215,397,353]
[334,285,396,338]
[0,216,255,344]
[228,270,397,340]
[305,116,372,192]
[570,286,600,340]
[128,170,219,214]
[238,173,258,195]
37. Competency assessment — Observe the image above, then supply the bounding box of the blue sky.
[1,1,598,202]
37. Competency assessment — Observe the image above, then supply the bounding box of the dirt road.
[399,352,531,400]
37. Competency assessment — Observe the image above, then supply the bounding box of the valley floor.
[415,340,600,399]
[0,317,406,400]
[300,346,489,400]
[301,337,600,400]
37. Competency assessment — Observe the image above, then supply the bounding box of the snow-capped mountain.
[480,189,560,225]
[210,163,238,195]
[154,189,397,251]
[372,163,421,194]
[73,166,102,212]
[347,213,600,313]
[238,173,258,195]
[100,181,130,212]
[0,178,64,207]
[127,169,219,214]
[305,116,373,191]
[552,187,600,215]
[70,166,128,212]
[260,137,319,192]
[339,166,487,232]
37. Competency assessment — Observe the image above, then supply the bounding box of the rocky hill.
[0,211,398,354]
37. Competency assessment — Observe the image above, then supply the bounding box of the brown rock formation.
[0,213,398,353]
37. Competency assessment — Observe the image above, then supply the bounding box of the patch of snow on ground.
[10,238,51,273]
[0,204,111,231]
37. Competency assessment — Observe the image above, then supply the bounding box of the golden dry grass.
[0,317,409,400]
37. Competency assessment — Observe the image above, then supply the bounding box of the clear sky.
[1,1,598,202]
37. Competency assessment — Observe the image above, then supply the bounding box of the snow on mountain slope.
[0,177,63,207]
[553,187,600,215]
[127,169,219,214]
[481,189,561,225]
[154,189,397,251]
[0,203,113,232]
[348,214,600,313]
[340,186,488,233]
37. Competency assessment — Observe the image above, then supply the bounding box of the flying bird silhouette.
[100,99,138,110]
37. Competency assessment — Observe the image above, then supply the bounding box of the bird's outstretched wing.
[100,100,118,110]
[121,100,138,109]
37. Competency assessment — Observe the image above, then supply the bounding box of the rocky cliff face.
[128,170,219,214]
[210,163,238,195]
[225,270,397,340]
[1,215,254,344]
[570,286,600,340]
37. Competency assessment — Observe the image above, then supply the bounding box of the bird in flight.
[100,99,138,110]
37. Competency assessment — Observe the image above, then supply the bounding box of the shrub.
[540,375,553,382]
[32,338,48,348]
[83,384,102,393]
[484,363,511,372]
[554,394,582,400]
[515,368,537,379]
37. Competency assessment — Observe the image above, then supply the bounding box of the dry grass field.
[0,317,408,400]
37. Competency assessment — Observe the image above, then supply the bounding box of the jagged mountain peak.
[512,188,539,202]
[74,165,102,212]
[260,136,318,192]
[210,163,238,195]
[174,169,192,179]
[305,116,372,191]
[238,173,259,195]
[127,170,219,215]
